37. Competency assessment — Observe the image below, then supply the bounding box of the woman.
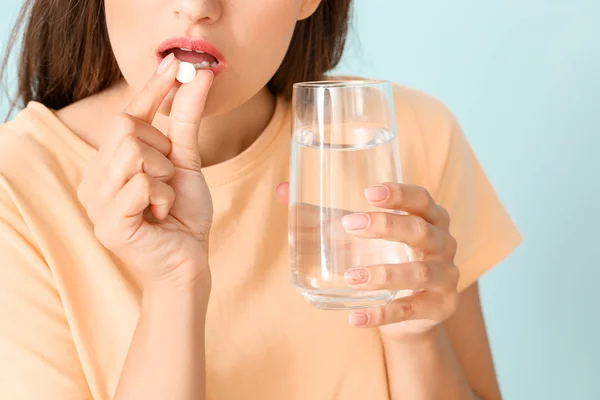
[0,0,521,399]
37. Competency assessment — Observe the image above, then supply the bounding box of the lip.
[156,37,226,77]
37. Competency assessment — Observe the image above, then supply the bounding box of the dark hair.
[0,0,352,119]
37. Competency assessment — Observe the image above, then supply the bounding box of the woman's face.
[104,0,321,115]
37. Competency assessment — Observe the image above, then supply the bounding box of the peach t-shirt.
[0,84,521,399]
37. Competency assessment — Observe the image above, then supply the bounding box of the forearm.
[383,327,477,400]
[114,270,211,400]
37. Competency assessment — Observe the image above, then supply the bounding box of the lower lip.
[156,53,225,77]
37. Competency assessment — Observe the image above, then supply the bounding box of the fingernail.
[157,53,175,75]
[349,313,369,327]
[345,268,370,285]
[365,185,389,202]
[342,213,369,231]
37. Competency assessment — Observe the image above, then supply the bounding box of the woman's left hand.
[339,183,459,339]
[276,182,460,340]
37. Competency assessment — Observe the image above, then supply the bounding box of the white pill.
[176,62,197,84]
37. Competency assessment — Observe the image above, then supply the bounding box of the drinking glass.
[288,80,413,310]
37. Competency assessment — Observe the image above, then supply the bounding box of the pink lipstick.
[157,38,225,77]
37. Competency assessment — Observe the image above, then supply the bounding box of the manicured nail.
[157,53,175,75]
[349,313,369,327]
[345,268,370,285]
[342,213,369,231]
[365,185,389,202]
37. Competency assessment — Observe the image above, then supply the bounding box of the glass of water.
[288,80,412,310]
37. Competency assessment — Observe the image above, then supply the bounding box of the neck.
[152,86,277,168]
[82,80,277,168]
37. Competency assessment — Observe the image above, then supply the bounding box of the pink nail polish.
[349,313,369,327]
[345,268,370,285]
[365,185,389,202]
[157,53,175,75]
[341,213,369,231]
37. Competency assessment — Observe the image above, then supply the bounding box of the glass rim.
[293,79,388,89]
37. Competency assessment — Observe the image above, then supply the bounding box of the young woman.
[0,1,520,399]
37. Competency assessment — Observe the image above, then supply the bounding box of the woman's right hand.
[77,55,214,289]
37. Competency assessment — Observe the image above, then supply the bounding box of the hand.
[276,182,459,339]
[78,56,214,288]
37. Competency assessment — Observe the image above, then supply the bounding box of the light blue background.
[1,1,598,399]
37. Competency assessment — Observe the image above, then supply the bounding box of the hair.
[0,0,353,119]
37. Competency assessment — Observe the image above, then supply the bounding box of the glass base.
[299,289,397,310]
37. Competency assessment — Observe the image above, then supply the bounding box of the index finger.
[365,183,449,229]
[123,53,179,123]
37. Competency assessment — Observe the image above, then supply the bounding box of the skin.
[69,0,503,398]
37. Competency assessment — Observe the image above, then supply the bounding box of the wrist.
[144,259,211,289]
[380,325,443,347]
[143,264,211,305]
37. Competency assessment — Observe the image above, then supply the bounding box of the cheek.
[203,1,301,112]
[236,2,300,72]
[104,0,157,90]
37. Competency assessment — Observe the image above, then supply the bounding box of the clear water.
[289,126,413,310]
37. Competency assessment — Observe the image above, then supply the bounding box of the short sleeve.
[0,185,92,399]
[393,85,522,291]
[434,120,521,291]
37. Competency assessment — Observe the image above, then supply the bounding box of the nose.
[175,0,222,24]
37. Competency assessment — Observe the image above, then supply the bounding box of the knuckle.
[414,261,432,285]
[398,301,415,319]
[439,206,451,223]
[170,109,198,126]
[415,186,433,210]
[110,137,143,177]
[410,216,430,245]
[448,264,460,287]
[122,135,144,158]
[446,235,458,257]
[374,307,386,326]
[390,184,404,204]
[381,265,394,284]
[115,114,137,136]
[132,173,152,193]
[380,213,395,235]
[445,293,459,315]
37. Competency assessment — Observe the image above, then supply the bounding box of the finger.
[94,136,175,205]
[94,174,175,247]
[168,69,214,171]
[275,182,289,206]
[114,173,175,228]
[348,291,457,328]
[365,183,449,229]
[130,119,172,156]
[341,212,446,253]
[123,53,179,123]
[107,115,172,158]
[344,261,459,291]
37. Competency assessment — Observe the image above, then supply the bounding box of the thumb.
[167,68,214,170]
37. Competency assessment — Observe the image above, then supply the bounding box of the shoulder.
[0,104,91,214]
[389,82,462,189]
[334,75,460,148]
[0,107,58,181]
[389,83,460,149]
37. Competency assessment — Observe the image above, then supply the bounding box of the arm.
[113,271,211,400]
[0,219,93,399]
[383,282,501,400]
